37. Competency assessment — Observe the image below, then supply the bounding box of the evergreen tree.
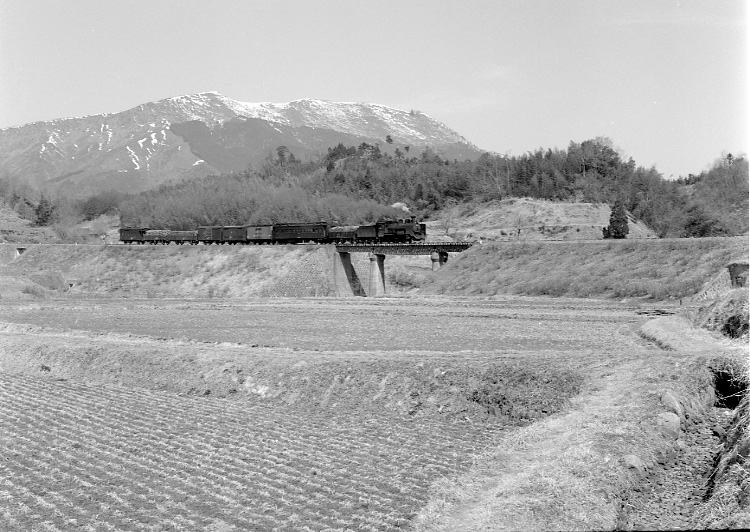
[606,199,629,239]
[35,196,55,226]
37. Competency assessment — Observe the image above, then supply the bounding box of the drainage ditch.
[619,358,748,530]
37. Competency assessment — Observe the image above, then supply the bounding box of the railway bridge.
[333,242,474,297]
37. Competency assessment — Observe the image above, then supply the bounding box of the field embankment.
[420,236,748,300]
[0,319,583,424]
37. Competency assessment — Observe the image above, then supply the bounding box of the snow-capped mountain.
[0,92,483,197]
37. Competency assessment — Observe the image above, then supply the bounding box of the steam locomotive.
[119,219,427,245]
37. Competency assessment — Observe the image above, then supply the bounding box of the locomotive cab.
[375,219,427,243]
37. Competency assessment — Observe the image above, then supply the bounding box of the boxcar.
[221,226,247,244]
[198,226,224,244]
[164,230,198,244]
[245,225,274,244]
[272,223,330,243]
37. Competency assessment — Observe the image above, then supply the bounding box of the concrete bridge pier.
[333,251,365,297]
[430,251,449,271]
[368,252,386,296]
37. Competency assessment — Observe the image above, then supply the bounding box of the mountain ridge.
[0,93,483,197]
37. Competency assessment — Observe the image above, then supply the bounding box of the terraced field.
[0,296,690,531]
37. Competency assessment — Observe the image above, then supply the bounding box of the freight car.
[120,219,427,245]
[197,224,275,244]
[118,228,198,244]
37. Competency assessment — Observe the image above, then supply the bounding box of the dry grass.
[420,237,748,300]
[0,243,333,299]
[691,353,750,529]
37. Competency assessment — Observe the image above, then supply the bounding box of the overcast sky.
[0,0,746,178]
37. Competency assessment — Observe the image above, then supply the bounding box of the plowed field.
[0,373,504,531]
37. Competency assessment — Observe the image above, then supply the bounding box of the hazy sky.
[0,0,746,178]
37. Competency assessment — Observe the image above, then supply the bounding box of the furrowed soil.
[0,373,498,531]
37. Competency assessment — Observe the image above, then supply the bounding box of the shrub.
[21,285,47,298]
[389,269,424,290]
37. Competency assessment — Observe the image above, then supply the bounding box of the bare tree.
[438,199,459,237]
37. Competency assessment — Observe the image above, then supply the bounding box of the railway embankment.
[1,237,747,302]
[419,236,748,300]
[0,243,337,299]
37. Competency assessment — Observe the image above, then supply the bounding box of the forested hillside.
[1,137,747,237]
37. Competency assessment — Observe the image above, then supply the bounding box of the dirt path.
[414,366,658,531]
[413,319,746,532]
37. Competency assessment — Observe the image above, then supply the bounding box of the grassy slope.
[420,237,748,300]
[0,243,336,299]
